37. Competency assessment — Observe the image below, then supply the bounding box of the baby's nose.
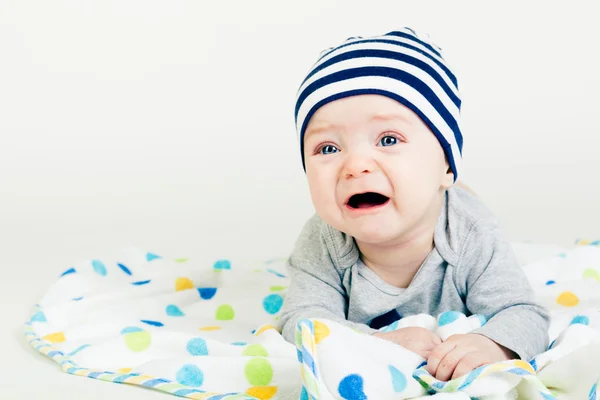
[343,153,377,178]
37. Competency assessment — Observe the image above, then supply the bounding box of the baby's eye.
[380,135,398,147]
[320,145,339,155]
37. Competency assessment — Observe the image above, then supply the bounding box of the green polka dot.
[243,344,268,357]
[269,285,287,292]
[244,357,273,386]
[295,329,302,346]
[124,331,151,352]
[583,268,600,281]
[174,258,189,263]
[215,304,235,321]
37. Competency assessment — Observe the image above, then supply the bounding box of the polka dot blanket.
[25,241,600,399]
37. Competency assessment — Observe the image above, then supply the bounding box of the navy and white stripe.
[294,28,463,180]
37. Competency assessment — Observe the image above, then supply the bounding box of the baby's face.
[303,94,454,245]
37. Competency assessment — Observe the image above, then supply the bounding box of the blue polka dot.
[338,374,367,400]
[146,252,161,262]
[131,280,151,286]
[558,253,567,258]
[458,367,483,389]
[529,358,537,371]
[213,260,231,270]
[60,268,76,277]
[263,293,284,315]
[198,288,217,300]
[570,315,590,326]
[438,311,462,326]
[92,260,107,276]
[141,320,164,327]
[121,326,143,334]
[117,263,132,275]
[388,365,407,392]
[166,305,185,317]
[176,364,204,387]
[546,280,556,285]
[72,297,83,301]
[230,342,247,346]
[187,338,208,356]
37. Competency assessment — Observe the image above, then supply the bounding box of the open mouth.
[346,192,390,209]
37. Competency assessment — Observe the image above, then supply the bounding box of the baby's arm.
[429,218,550,380]
[459,219,550,361]
[278,215,376,342]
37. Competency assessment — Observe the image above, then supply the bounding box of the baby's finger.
[451,353,487,380]
[427,340,456,376]
[434,346,471,382]
[431,333,442,346]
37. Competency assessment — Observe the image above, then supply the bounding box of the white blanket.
[25,243,600,399]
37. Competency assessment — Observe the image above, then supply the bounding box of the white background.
[1,1,599,398]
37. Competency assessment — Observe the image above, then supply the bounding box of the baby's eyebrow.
[304,122,341,138]
[370,113,412,124]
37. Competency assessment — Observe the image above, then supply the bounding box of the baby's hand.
[427,333,517,381]
[373,327,442,359]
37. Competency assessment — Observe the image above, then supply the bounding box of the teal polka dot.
[30,311,47,323]
[121,326,143,334]
[146,252,161,261]
[213,260,231,270]
[166,305,185,317]
[388,365,407,392]
[176,364,204,387]
[438,311,462,326]
[300,386,309,400]
[571,315,590,326]
[187,338,208,356]
[92,260,107,276]
[263,293,284,315]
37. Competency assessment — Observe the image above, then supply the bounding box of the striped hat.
[294,28,463,181]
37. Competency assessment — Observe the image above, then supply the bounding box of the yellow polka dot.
[313,321,330,344]
[246,386,278,399]
[175,277,194,291]
[254,325,276,336]
[117,367,132,374]
[42,332,66,343]
[199,326,221,331]
[513,360,534,373]
[74,369,89,376]
[557,291,580,307]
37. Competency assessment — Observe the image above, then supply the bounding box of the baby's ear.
[441,163,454,190]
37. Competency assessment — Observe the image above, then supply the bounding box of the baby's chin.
[338,219,405,246]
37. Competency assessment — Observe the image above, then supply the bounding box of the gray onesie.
[278,187,550,361]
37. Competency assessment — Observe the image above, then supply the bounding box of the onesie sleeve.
[278,214,376,343]
[457,219,550,361]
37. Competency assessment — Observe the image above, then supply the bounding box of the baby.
[278,28,550,381]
